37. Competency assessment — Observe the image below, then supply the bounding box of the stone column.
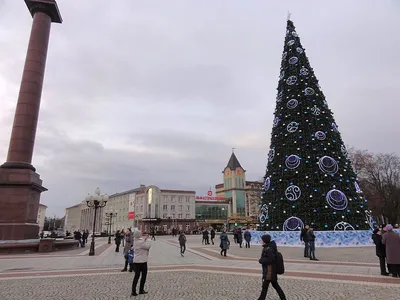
[0,1,62,241]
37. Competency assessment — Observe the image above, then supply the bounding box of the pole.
[89,205,97,256]
[108,215,112,244]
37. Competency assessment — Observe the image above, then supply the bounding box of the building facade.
[64,203,82,233]
[135,185,197,233]
[195,200,228,231]
[37,203,47,232]
[104,186,144,232]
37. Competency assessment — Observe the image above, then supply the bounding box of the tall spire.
[259,18,368,231]
[226,152,242,171]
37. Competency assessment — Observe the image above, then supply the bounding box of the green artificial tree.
[259,18,371,232]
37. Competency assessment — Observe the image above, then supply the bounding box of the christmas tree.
[259,18,370,231]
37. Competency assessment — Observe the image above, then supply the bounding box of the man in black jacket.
[300,225,309,258]
[258,234,286,300]
[372,228,389,276]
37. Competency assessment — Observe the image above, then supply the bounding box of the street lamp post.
[86,187,108,256]
[105,211,117,244]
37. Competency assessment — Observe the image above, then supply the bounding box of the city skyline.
[1,1,399,216]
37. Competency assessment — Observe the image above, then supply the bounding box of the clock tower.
[221,150,246,217]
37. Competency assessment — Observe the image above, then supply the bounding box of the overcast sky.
[0,0,399,217]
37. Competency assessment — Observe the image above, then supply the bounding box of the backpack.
[275,251,285,275]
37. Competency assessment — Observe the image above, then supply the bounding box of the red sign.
[128,212,135,220]
[195,196,226,201]
[207,190,213,197]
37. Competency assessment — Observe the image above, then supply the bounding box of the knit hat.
[261,234,271,244]
[386,224,394,231]
[133,230,142,239]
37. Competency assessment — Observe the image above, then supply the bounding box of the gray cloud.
[0,0,399,216]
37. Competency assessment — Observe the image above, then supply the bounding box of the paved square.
[1,271,399,300]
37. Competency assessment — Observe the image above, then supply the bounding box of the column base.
[0,167,47,240]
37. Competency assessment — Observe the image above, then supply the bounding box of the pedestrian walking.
[257,234,286,300]
[131,230,151,297]
[382,224,400,277]
[372,228,389,276]
[150,227,156,241]
[244,229,251,248]
[300,225,310,257]
[220,228,230,257]
[307,226,319,261]
[115,230,123,252]
[237,228,243,248]
[179,231,187,256]
[210,228,215,245]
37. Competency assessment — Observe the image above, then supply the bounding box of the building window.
[171,197,175,203]
[163,196,168,202]
[186,205,190,211]
[186,214,190,219]
[178,214,182,219]
[171,205,175,210]
[178,196,183,203]
[163,225,167,232]
[178,205,183,211]
[172,213,175,218]
[185,196,190,203]
[163,205,168,210]
[163,213,168,218]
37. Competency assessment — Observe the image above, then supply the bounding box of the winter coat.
[300,228,309,242]
[244,231,251,242]
[372,233,386,257]
[307,229,316,242]
[133,232,151,263]
[203,230,209,238]
[237,230,243,243]
[210,230,215,239]
[259,241,278,282]
[123,233,133,254]
[114,232,122,245]
[220,232,230,250]
[178,234,187,245]
[382,231,400,265]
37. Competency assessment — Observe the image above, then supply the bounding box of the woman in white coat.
[131,230,151,297]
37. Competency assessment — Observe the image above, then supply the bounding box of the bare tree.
[348,147,400,225]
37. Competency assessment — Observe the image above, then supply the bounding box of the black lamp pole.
[105,212,117,244]
[86,188,108,256]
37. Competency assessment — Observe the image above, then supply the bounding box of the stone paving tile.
[0,271,398,300]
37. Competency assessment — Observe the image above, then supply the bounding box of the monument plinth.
[0,0,62,241]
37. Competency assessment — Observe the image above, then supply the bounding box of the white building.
[64,203,82,233]
[37,203,47,231]
[104,186,144,232]
[135,185,197,233]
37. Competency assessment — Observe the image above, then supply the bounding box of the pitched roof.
[225,152,243,170]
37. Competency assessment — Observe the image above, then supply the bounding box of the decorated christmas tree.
[259,18,371,231]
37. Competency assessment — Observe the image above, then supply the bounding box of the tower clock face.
[236,169,242,175]
[225,169,230,176]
